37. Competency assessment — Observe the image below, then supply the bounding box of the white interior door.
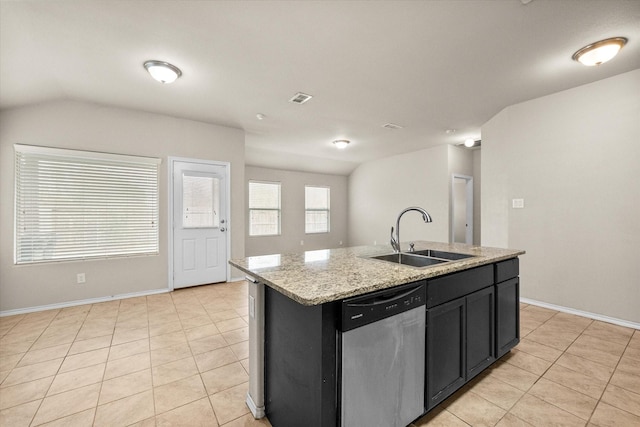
[172,160,228,288]
[452,174,473,244]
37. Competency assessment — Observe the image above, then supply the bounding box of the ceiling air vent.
[289,92,313,104]
[382,123,403,130]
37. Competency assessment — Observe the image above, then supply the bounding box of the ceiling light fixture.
[256,113,266,120]
[143,60,182,84]
[572,37,627,66]
[333,139,350,149]
[464,138,475,148]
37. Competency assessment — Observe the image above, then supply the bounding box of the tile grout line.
[29,303,97,426]
[509,309,640,427]
[584,333,637,426]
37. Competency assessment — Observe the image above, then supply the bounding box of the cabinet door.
[496,278,520,358]
[426,298,465,410]
[466,286,495,380]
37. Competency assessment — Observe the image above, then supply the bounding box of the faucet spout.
[392,206,432,253]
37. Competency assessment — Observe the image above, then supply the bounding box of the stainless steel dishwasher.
[340,281,426,427]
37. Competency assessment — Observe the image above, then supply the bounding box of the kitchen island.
[230,241,524,427]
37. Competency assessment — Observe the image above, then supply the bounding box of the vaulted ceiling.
[2,1,639,174]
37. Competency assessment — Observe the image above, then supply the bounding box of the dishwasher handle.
[345,286,421,308]
[341,281,426,332]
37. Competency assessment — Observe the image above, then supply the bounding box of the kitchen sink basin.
[370,253,447,268]
[407,249,474,261]
[369,248,476,269]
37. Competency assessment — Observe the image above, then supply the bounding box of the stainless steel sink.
[407,249,474,261]
[370,253,447,268]
[369,249,475,269]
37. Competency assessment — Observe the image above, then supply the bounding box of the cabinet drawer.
[495,258,519,283]
[427,264,494,308]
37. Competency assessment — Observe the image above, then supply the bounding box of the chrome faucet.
[390,207,433,253]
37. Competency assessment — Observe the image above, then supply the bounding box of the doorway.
[169,157,230,290]
[451,174,473,244]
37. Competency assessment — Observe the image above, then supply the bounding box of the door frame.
[451,174,473,244]
[168,156,231,291]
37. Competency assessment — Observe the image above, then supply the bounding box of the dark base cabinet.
[262,257,520,427]
[466,286,496,380]
[426,297,465,410]
[426,279,496,411]
[496,277,520,357]
[495,258,520,358]
[264,287,339,427]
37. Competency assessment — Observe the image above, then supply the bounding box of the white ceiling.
[1,1,639,175]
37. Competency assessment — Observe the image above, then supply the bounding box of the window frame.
[248,180,282,237]
[305,185,331,234]
[14,144,161,264]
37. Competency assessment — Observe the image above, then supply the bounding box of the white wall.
[0,100,245,312]
[482,69,640,323]
[348,145,450,248]
[245,166,348,256]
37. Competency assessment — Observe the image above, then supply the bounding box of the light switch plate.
[512,199,525,208]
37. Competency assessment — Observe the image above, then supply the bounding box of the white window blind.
[249,181,281,236]
[305,186,330,233]
[14,144,160,264]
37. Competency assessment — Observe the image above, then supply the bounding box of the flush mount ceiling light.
[572,37,627,66]
[460,139,481,148]
[333,139,350,149]
[143,60,182,83]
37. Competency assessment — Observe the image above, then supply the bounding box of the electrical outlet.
[339,240,343,245]
[77,273,86,284]
[374,240,377,245]
[300,240,304,246]
[512,198,525,209]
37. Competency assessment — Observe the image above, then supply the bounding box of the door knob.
[220,227,226,232]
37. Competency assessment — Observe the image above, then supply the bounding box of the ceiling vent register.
[289,92,313,104]
[382,123,404,130]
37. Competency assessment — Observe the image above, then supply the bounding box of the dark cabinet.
[466,286,495,380]
[426,285,496,410]
[496,277,519,357]
[426,297,465,410]
[495,258,520,358]
[261,256,520,426]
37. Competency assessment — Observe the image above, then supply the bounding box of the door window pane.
[182,174,220,228]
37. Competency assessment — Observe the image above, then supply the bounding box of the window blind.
[248,181,281,236]
[14,144,160,264]
[305,186,330,233]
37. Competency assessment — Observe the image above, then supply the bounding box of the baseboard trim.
[246,392,266,419]
[0,288,170,317]
[521,297,640,330]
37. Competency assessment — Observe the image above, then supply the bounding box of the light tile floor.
[1,282,638,426]
[413,302,640,427]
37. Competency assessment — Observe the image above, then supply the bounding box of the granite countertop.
[229,241,525,306]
